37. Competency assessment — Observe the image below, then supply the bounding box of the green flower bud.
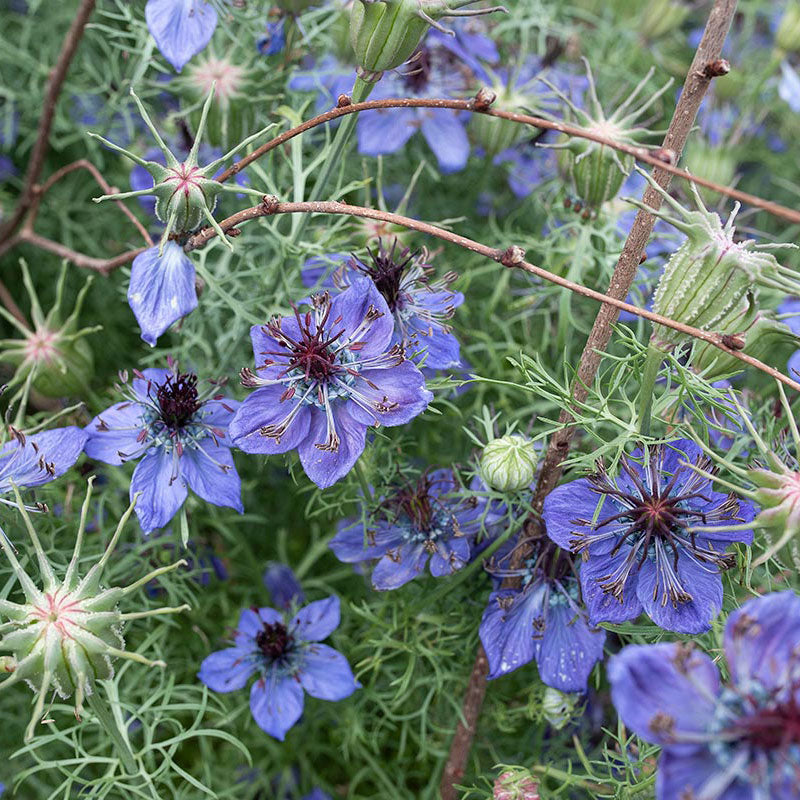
[777,1,800,55]
[89,86,270,252]
[541,686,583,730]
[637,0,689,41]
[0,481,189,741]
[481,434,538,492]
[548,63,672,213]
[470,84,528,157]
[350,0,506,82]
[0,262,98,400]
[683,140,737,205]
[627,169,800,352]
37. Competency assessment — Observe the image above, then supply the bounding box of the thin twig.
[213,93,800,226]
[0,0,97,243]
[183,196,797,393]
[13,232,145,275]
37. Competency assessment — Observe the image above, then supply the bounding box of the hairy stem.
[637,344,665,437]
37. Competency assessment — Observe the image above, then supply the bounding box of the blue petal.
[542,478,604,551]
[298,643,360,700]
[84,402,145,466]
[428,536,470,577]
[329,518,404,563]
[197,647,256,692]
[656,749,754,800]
[236,607,282,640]
[580,547,644,626]
[263,563,305,610]
[297,405,367,489]
[480,585,545,679]
[371,543,428,590]
[329,277,394,358]
[131,448,188,533]
[420,110,470,173]
[301,253,351,289]
[249,674,304,740]
[290,596,340,642]
[229,385,312,455]
[537,601,606,692]
[347,362,432,428]
[357,108,417,156]
[145,0,218,72]
[128,243,198,347]
[608,642,719,751]
[0,427,87,491]
[181,440,243,513]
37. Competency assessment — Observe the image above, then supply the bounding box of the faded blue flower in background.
[543,439,756,634]
[84,364,242,533]
[289,55,354,113]
[302,240,464,370]
[264,562,305,610]
[609,591,800,800]
[330,469,502,590]
[230,279,432,489]
[257,19,286,57]
[198,596,360,740]
[779,60,800,112]
[128,242,198,347]
[479,538,605,692]
[145,0,219,72]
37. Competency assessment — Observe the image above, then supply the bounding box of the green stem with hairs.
[638,344,665,437]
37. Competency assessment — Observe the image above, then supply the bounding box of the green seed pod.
[637,0,689,41]
[541,686,583,730]
[568,136,634,212]
[90,86,271,252]
[481,434,538,492]
[350,0,506,82]
[0,262,98,400]
[777,1,800,55]
[0,481,189,741]
[627,168,800,351]
[683,139,737,205]
[470,84,528,157]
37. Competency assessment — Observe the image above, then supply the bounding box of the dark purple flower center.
[355,240,417,312]
[735,703,800,750]
[256,622,292,661]
[156,372,200,429]
[403,47,433,93]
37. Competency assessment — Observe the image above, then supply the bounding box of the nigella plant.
[229,278,432,489]
[329,468,502,590]
[609,591,800,799]
[302,239,464,370]
[543,439,756,635]
[478,538,606,692]
[84,362,242,534]
[198,596,360,740]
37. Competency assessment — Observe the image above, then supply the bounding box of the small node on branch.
[703,58,731,78]
[336,94,353,108]
[652,147,677,165]
[639,251,648,264]
[472,87,497,112]
[500,245,526,268]
[261,195,280,215]
[225,227,242,238]
[720,332,746,350]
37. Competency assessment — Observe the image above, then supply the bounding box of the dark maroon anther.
[155,372,200,429]
[256,622,293,661]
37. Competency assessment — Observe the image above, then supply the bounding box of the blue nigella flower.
[263,562,305,610]
[779,60,800,112]
[479,537,605,692]
[198,595,360,740]
[229,279,433,489]
[302,240,465,370]
[0,426,87,510]
[257,19,286,57]
[543,439,756,635]
[145,0,219,73]
[288,55,355,115]
[609,590,800,800]
[128,242,198,347]
[330,469,502,590]
[84,363,242,534]
[778,296,800,378]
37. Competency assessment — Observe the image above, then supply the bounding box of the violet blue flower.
[302,240,464,370]
[543,439,756,635]
[84,364,242,534]
[229,279,433,489]
[330,469,502,590]
[257,20,286,57]
[128,242,198,347]
[145,0,218,72]
[263,562,305,610]
[779,60,800,112]
[609,590,800,799]
[198,596,360,740]
[289,55,355,114]
[479,539,605,692]
[0,426,87,506]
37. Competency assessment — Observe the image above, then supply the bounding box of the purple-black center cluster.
[256,621,293,662]
[155,372,201,429]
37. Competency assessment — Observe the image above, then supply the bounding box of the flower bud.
[777,2,800,55]
[481,434,538,492]
[493,769,540,800]
[0,481,189,741]
[470,85,527,157]
[0,262,97,399]
[350,0,506,82]
[542,686,583,730]
[90,87,269,251]
[628,169,800,352]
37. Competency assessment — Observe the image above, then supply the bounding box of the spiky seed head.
[350,0,506,82]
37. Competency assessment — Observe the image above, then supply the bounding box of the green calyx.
[0,261,99,403]
[350,0,507,81]
[89,86,271,253]
[626,168,800,352]
[0,480,189,741]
